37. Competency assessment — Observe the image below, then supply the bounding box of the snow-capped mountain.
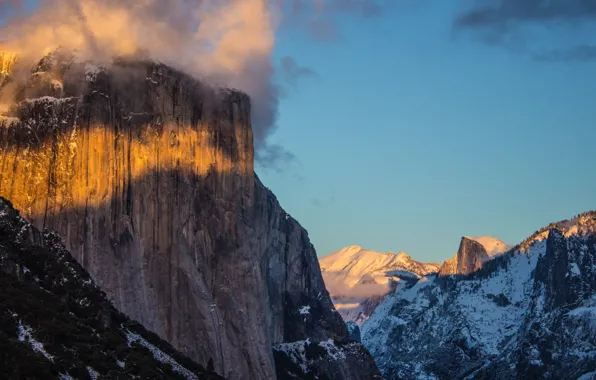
[319,246,440,324]
[466,236,510,257]
[362,212,596,379]
[438,236,510,277]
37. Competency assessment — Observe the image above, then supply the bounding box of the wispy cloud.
[532,45,596,62]
[279,0,393,41]
[455,0,596,29]
[454,0,596,62]
[280,56,319,88]
[255,143,296,172]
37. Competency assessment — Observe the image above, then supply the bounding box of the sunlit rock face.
[0,52,379,379]
[0,52,16,76]
[438,236,510,277]
[438,237,487,276]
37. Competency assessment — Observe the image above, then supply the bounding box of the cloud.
[278,0,392,41]
[532,45,596,62]
[454,1,596,61]
[280,56,318,88]
[322,272,392,298]
[255,143,296,172]
[455,0,596,30]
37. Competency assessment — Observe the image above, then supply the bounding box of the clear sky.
[258,1,596,262]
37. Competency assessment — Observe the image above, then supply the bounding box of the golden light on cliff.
[0,52,17,76]
[0,120,254,220]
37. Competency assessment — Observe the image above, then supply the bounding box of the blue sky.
[259,1,596,262]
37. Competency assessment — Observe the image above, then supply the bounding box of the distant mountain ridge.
[319,246,440,324]
[362,211,596,379]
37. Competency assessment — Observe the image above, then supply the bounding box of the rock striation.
[0,51,380,379]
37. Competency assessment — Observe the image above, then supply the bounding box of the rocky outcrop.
[346,322,361,343]
[438,237,490,276]
[0,197,224,379]
[362,212,596,379]
[0,51,380,379]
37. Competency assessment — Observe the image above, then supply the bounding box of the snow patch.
[125,329,198,380]
[577,371,596,380]
[17,321,54,362]
[274,339,311,374]
[465,236,510,258]
[398,275,435,302]
[87,367,99,380]
[319,339,346,360]
[568,306,596,317]
[22,96,77,105]
[274,338,349,374]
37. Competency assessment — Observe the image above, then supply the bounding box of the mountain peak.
[395,251,412,260]
[438,236,496,277]
[319,246,440,324]
[345,245,365,252]
[463,236,510,258]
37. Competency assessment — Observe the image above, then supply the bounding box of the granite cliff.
[0,51,380,379]
[438,236,510,277]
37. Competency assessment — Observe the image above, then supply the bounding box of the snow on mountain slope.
[320,246,440,294]
[319,246,440,324]
[465,236,510,258]
[362,212,596,379]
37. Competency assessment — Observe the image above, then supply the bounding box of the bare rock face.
[0,52,380,379]
[438,237,489,276]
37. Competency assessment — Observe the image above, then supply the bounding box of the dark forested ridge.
[0,197,224,380]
